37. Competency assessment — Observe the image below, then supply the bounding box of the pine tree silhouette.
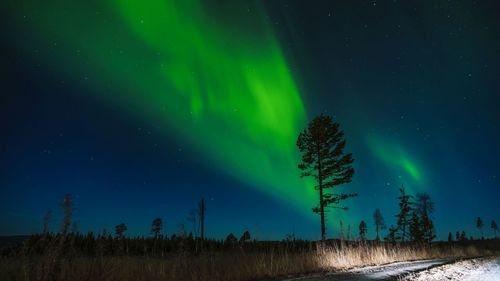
[297,114,356,243]
[409,211,423,243]
[115,223,127,238]
[358,220,367,242]
[415,193,436,243]
[476,217,484,240]
[373,208,386,242]
[460,230,466,241]
[395,185,413,242]
[151,218,163,238]
[491,220,498,238]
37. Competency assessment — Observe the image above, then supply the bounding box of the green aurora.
[366,135,424,194]
[7,0,425,220]
[4,0,500,241]
[9,0,317,212]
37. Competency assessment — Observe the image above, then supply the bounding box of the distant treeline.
[2,231,318,257]
[4,231,500,259]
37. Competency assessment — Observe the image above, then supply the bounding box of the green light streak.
[9,0,316,212]
[367,135,423,186]
[400,157,421,181]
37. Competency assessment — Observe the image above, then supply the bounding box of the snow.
[400,257,500,281]
[349,259,446,279]
[287,259,447,280]
[287,258,500,281]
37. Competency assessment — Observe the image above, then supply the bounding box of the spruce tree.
[476,217,484,240]
[239,231,251,243]
[395,185,413,242]
[492,220,498,238]
[359,220,367,242]
[373,208,386,242]
[115,223,127,254]
[115,223,127,238]
[297,114,356,242]
[460,231,466,241]
[409,212,423,243]
[224,233,237,248]
[385,225,397,243]
[42,209,52,235]
[420,211,436,243]
[198,198,205,250]
[415,193,435,243]
[151,218,163,238]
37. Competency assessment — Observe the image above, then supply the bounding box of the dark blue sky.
[1,0,499,241]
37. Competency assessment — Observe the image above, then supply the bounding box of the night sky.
[1,0,499,241]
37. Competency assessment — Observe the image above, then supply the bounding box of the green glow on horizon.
[367,136,423,188]
[10,0,317,213]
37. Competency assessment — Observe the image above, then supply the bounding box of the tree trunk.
[319,183,325,243]
[402,223,406,242]
[317,144,325,243]
[200,198,205,251]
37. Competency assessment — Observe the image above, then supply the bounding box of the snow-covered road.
[286,257,500,281]
[401,257,500,281]
[286,259,448,281]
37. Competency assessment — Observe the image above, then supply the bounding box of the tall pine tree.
[395,185,413,242]
[415,193,436,243]
[359,220,367,242]
[385,225,397,243]
[409,211,423,243]
[476,217,484,240]
[420,211,436,243]
[492,220,498,238]
[297,115,356,242]
[373,208,386,242]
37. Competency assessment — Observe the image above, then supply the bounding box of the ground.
[286,257,500,281]
[401,257,500,281]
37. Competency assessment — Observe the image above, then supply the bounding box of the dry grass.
[315,243,483,270]
[0,243,489,281]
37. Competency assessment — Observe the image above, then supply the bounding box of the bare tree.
[187,209,198,237]
[42,209,52,235]
[61,194,73,236]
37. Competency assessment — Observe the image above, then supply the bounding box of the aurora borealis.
[5,0,314,209]
[1,1,499,241]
